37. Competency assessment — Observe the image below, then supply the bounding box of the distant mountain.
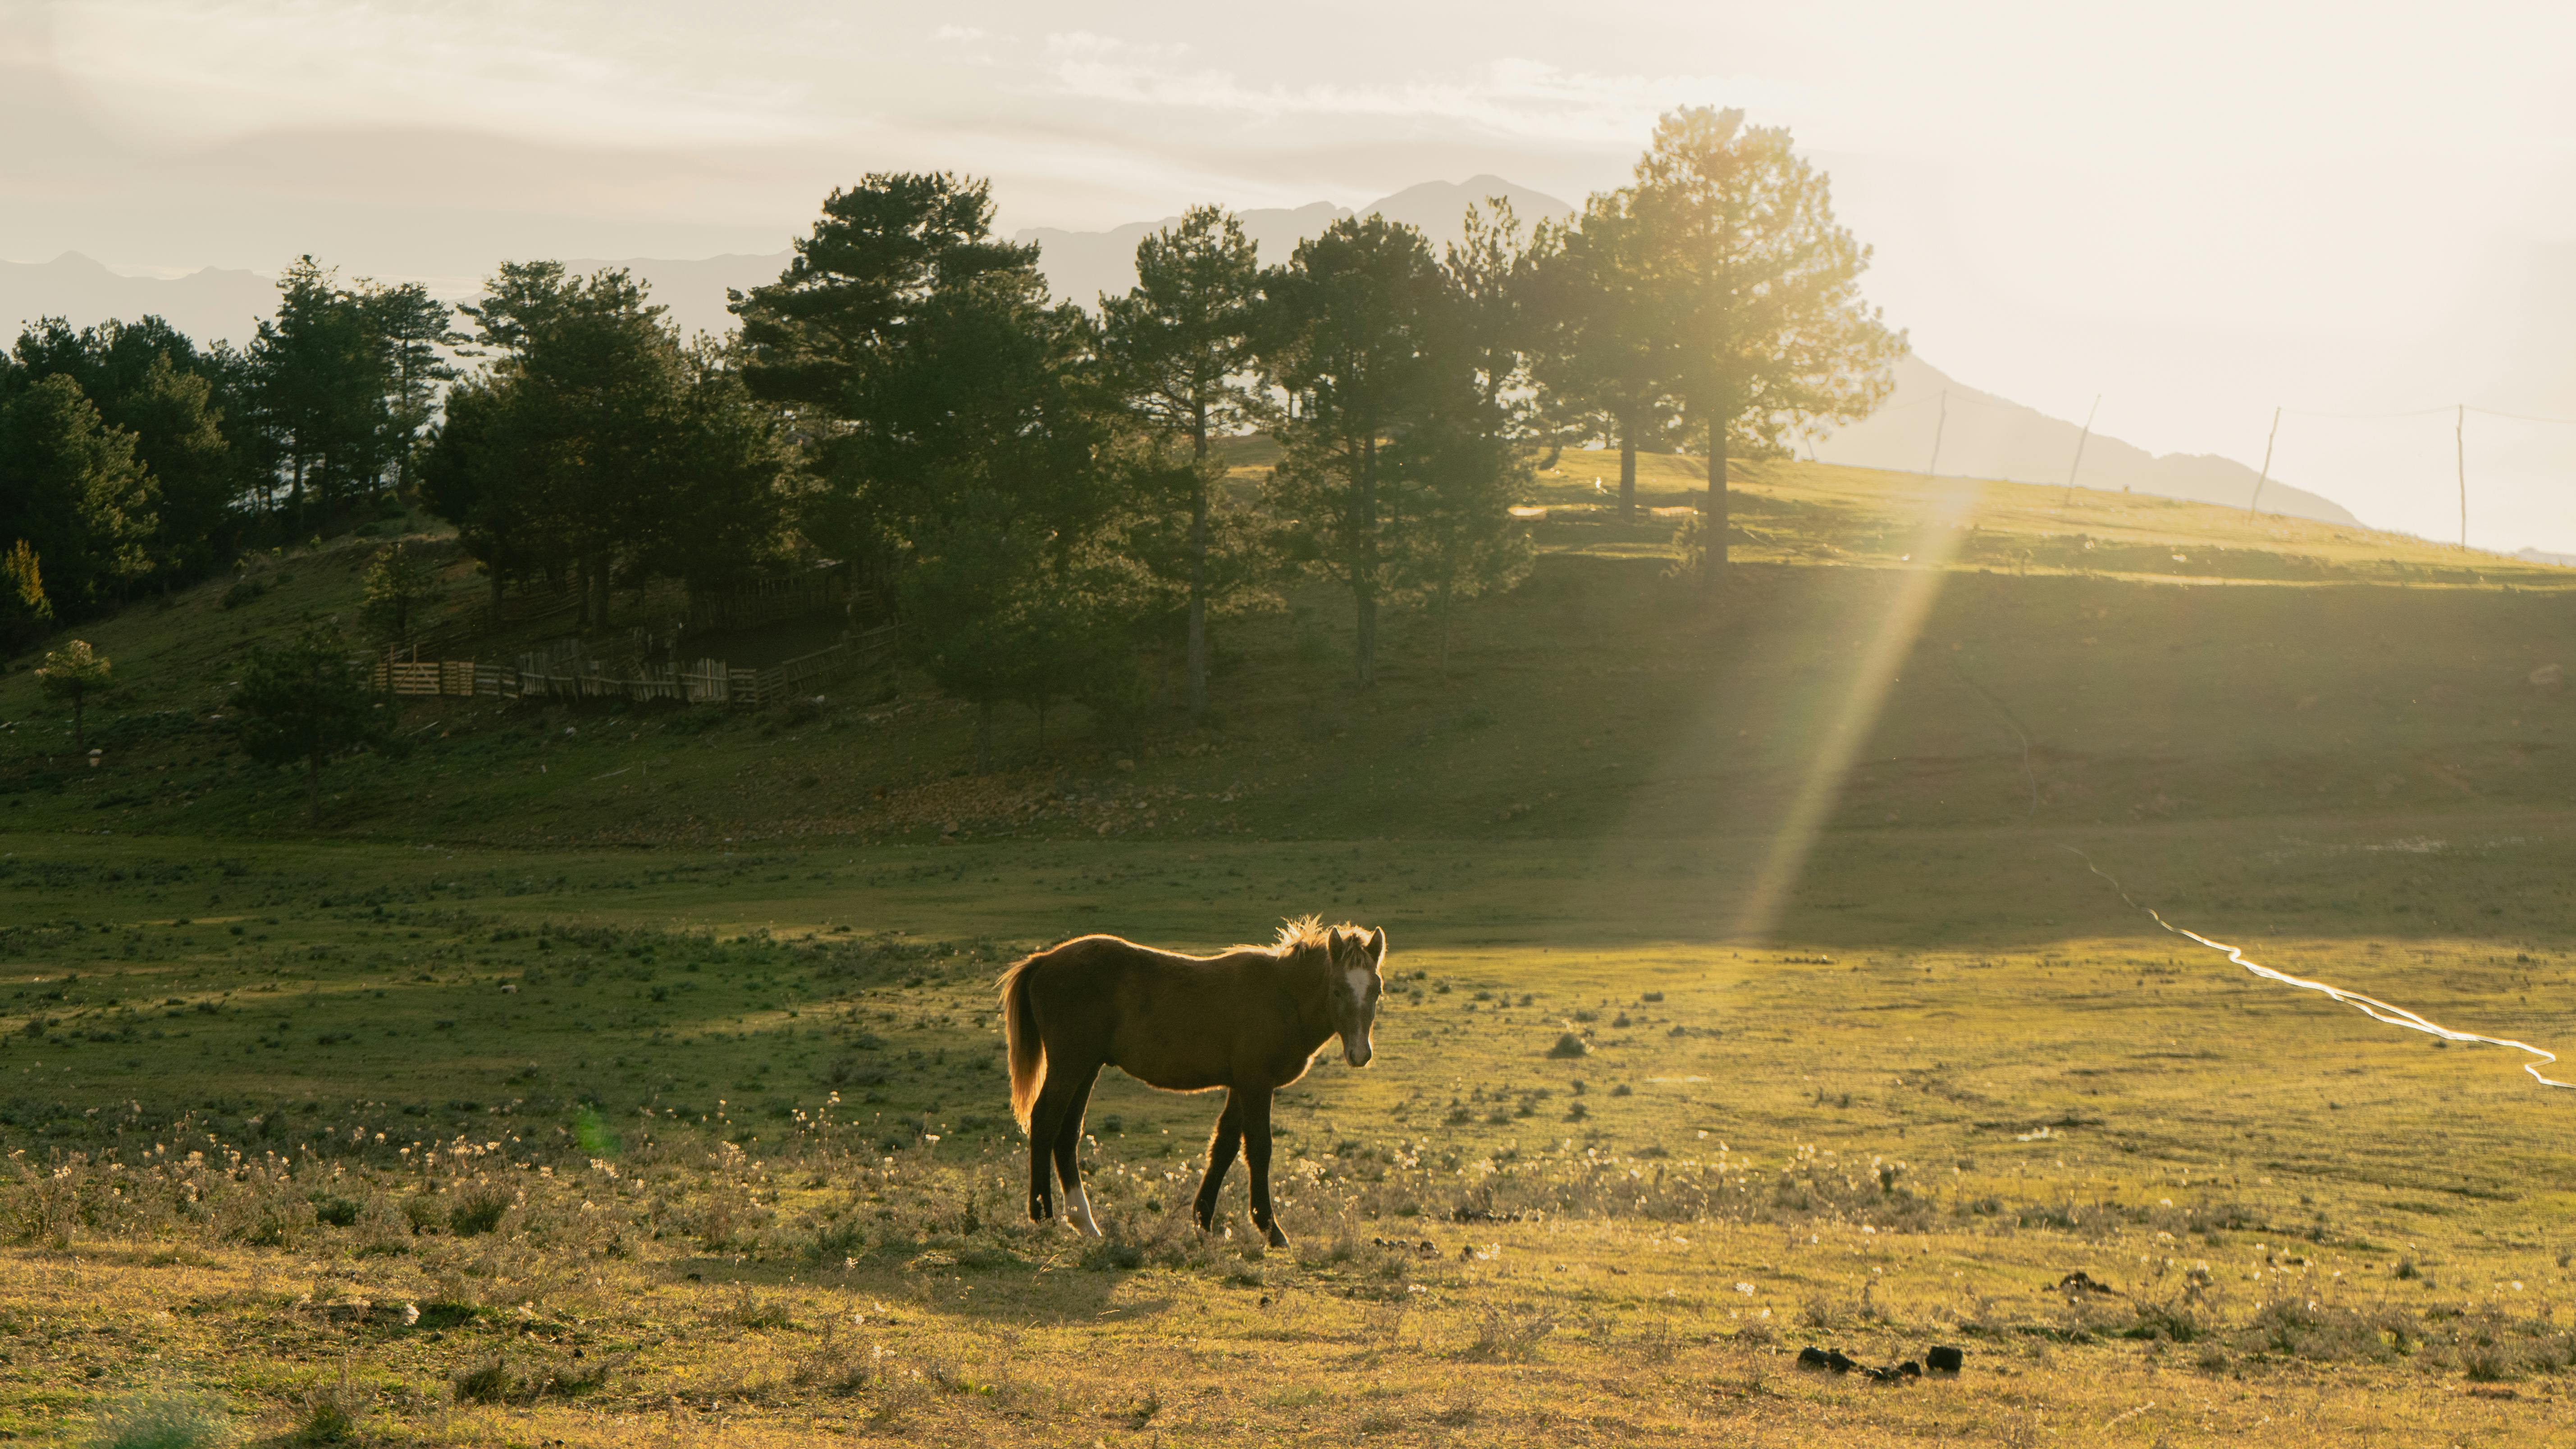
[0,252,277,348]
[557,252,789,340]
[1813,355,2361,527]
[2515,547,2576,568]
[1016,174,1574,309]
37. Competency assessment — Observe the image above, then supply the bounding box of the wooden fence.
[686,565,848,635]
[370,624,898,707]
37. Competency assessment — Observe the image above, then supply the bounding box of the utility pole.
[2457,403,2467,548]
[2060,394,2100,509]
[1925,389,1948,478]
[2247,406,2280,515]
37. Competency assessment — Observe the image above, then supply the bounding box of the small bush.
[401,1194,443,1234]
[806,1221,866,1265]
[2119,1295,2207,1343]
[2246,1299,2393,1362]
[2463,1342,2524,1383]
[451,1358,517,1404]
[1457,1305,1556,1362]
[292,1379,370,1444]
[82,1389,230,1449]
[1545,1033,1588,1060]
[726,1285,794,1329]
[448,1186,512,1237]
[1081,1235,1146,1271]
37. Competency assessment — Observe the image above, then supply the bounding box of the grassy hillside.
[8,459,2576,1444]
[3,456,2568,851]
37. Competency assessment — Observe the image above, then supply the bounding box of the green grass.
[7,459,2576,1443]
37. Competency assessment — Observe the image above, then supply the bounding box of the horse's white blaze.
[1066,1181,1103,1238]
[1342,966,1376,1063]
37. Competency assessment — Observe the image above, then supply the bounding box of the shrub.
[81,1390,229,1449]
[292,1378,369,1444]
[1457,1305,1557,1362]
[2462,1342,2524,1383]
[805,1221,866,1265]
[1081,1235,1146,1271]
[448,1186,512,1237]
[451,1358,517,1404]
[1545,1033,1588,1059]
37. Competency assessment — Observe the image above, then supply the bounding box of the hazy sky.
[9,0,2576,549]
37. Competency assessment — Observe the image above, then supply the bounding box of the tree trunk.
[975,701,995,774]
[1619,432,1637,524]
[1187,404,1211,717]
[1353,433,1379,688]
[1705,422,1729,581]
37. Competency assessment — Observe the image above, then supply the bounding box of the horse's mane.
[1264,915,1359,956]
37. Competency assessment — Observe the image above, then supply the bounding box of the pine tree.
[0,373,158,615]
[229,623,388,821]
[426,264,785,629]
[1629,107,1903,580]
[1257,215,1460,689]
[358,542,441,645]
[36,638,109,749]
[1100,206,1272,716]
[1528,189,1683,522]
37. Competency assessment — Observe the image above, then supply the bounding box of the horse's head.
[1326,925,1388,1068]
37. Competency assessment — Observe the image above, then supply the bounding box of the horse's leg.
[1026,1073,1082,1225]
[1192,1091,1244,1231]
[1238,1085,1288,1248]
[1050,1062,1105,1239]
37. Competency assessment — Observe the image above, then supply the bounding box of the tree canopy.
[9,111,1904,773]
[1627,106,1904,574]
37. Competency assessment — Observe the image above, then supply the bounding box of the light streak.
[2063,846,2574,1091]
[1732,478,1982,939]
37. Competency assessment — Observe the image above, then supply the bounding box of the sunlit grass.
[8,825,2576,1441]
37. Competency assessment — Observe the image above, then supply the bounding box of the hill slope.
[1813,354,2361,526]
[4,457,2567,883]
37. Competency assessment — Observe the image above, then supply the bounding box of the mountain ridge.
[1811,354,2361,528]
[1014,174,1576,310]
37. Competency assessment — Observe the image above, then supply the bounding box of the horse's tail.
[998,951,1047,1132]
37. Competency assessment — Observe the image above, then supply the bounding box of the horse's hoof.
[1265,1227,1289,1249]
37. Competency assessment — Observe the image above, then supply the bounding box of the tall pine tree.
[1099,206,1272,717]
[1629,107,1902,579]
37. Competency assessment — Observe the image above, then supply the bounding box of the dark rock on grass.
[1797,1346,1831,1369]
[1927,1345,1964,1373]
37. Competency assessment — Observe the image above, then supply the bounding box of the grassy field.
[6,459,2576,1444]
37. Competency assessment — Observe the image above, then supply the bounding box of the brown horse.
[997,917,1386,1247]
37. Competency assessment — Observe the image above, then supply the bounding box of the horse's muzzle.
[1343,1040,1374,1068]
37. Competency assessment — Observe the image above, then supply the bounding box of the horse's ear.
[1366,927,1388,965]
